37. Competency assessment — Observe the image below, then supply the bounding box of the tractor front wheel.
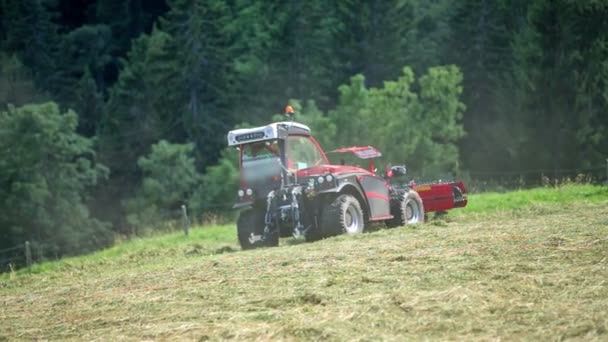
[237,208,279,250]
[321,194,365,237]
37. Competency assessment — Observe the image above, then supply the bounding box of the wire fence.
[462,163,607,192]
[0,244,23,254]
[468,166,605,177]
[0,242,27,272]
[2,161,606,272]
[0,240,54,273]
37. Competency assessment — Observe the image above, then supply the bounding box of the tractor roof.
[227,122,311,146]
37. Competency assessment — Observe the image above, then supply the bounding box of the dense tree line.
[1,0,607,258]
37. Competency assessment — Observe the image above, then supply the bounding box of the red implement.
[414,181,468,212]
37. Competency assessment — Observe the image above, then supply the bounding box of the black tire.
[304,220,324,242]
[318,194,365,238]
[387,189,425,228]
[237,208,279,250]
[304,195,330,242]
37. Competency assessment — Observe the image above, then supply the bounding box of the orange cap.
[285,105,295,114]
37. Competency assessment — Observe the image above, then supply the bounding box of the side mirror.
[389,165,407,177]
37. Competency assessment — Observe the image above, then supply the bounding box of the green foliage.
[3,0,608,259]
[56,25,113,88]
[446,0,523,173]
[70,70,104,136]
[274,1,344,107]
[1,0,60,90]
[124,140,201,234]
[222,1,281,122]
[212,65,463,197]
[271,100,337,150]
[49,26,113,133]
[328,66,465,177]
[160,0,241,164]
[415,66,466,175]
[0,53,49,108]
[508,0,608,171]
[189,148,240,219]
[0,102,111,256]
[99,28,179,183]
[445,0,608,175]
[95,28,182,229]
[334,1,416,87]
[94,0,154,53]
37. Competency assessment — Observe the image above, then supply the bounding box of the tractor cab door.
[358,175,391,220]
[285,135,328,170]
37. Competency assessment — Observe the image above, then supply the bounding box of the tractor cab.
[227,121,329,205]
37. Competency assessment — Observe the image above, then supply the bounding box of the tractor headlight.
[238,189,245,197]
[246,188,253,196]
[326,174,333,182]
[317,176,325,184]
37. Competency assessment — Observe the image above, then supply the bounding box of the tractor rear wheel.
[320,194,365,237]
[387,189,425,227]
[237,208,279,250]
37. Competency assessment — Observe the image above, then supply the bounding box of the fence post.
[37,243,44,262]
[605,158,608,185]
[25,241,32,267]
[181,204,190,236]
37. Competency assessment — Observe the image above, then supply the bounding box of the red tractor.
[227,117,467,250]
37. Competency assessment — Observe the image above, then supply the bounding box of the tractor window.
[242,142,278,160]
[241,142,281,183]
[286,135,325,170]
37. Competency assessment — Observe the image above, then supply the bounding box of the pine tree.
[334,0,418,87]
[0,53,50,108]
[0,102,111,256]
[53,24,113,135]
[1,0,60,91]
[70,70,105,137]
[271,0,344,108]
[509,0,608,174]
[124,140,201,234]
[446,0,525,173]
[96,28,181,230]
[160,0,238,166]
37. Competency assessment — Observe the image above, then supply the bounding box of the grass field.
[1,184,607,340]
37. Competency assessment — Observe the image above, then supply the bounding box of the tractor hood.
[296,164,371,177]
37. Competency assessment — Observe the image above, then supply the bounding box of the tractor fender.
[318,176,371,221]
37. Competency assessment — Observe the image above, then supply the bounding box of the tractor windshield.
[241,142,281,183]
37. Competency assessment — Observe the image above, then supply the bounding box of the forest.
[1,0,607,259]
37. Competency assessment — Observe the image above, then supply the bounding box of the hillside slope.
[1,185,607,340]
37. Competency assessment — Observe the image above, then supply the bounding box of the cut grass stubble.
[0,185,607,340]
